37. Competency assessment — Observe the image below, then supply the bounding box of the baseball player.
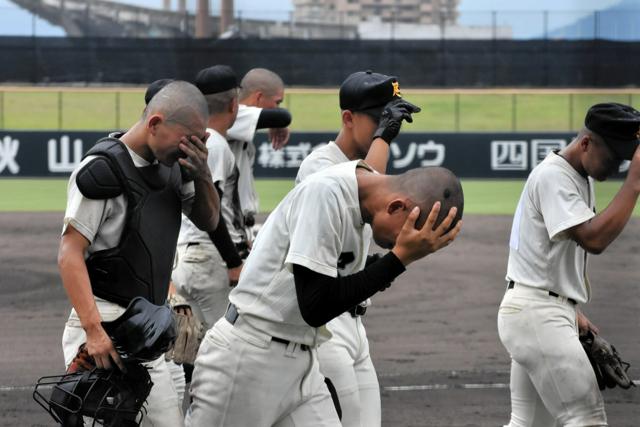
[58,81,220,427]
[498,102,640,426]
[295,70,420,427]
[185,161,463,426]
[226,68,292,232]
[172,65,249,329]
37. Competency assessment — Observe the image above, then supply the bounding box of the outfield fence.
[0,89,638,133]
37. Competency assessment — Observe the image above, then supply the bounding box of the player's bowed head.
[359,166,463,264]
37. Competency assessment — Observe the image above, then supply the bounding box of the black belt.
[224,303,309,351]
[507,281,577,305]
[186,242,200,248]
[348,305,367,317]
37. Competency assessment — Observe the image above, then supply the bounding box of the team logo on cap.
[636,125,640,140]
[392,81,401,97]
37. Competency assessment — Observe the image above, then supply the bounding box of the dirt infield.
[1,212,638,426]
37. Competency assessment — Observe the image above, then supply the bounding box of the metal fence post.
[115,91,121,130]
[454,93,460,132]
[543,10,548,40]
[0,91,4,129]
[511,93,517,131]
[58,91,63,130]
[491,10,497,40]
[568,93,573,131]
[31,10,37,37]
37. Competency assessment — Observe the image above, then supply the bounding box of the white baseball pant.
[185,316,341,427]
[172,242,231,329]
[318,311,380,427]
[498,283,607,427]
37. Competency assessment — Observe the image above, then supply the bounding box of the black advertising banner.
[0,131,630,179]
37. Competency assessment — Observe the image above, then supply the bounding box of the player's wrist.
[391,246,413,266]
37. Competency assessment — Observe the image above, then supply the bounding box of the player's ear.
[387,198,407,215]
[229,96,238,114]
[579,134,592,152]
[342,110,354,128]
[147,115,162,135]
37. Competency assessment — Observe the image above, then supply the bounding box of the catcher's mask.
[33,297,174,426]
[33,362,152,427]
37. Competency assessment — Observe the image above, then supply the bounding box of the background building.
[292,0,459,25]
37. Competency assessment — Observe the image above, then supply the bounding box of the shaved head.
[389,167,464,231]
[239,68,284,99]
[145,81,209,135]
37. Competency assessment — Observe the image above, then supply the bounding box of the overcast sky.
[0,0,629,36]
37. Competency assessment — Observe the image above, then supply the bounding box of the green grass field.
[0,89,638,132]
[1,179,637,217]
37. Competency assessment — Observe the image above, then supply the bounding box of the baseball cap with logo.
[194,65,241,95]
[585,102,640,160]
[339,70,401,120]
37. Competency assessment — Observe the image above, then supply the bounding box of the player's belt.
[348,305,367,317]
[507,281,577,305]
[224,303,309,351]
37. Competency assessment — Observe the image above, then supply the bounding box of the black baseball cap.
[339,70,401,119]
[585,102,640,160]
[144,78,174,105]
[194,65,240,95]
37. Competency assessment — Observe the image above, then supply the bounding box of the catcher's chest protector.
[77,138,182,307]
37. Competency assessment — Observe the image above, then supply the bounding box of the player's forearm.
[364,138,390,174]
[208,212,243,269]
[574,181,639,253]
[293,252,405,327]
[58,245,102,331]
[189,175,220,232]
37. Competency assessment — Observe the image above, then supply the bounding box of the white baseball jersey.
[177,128,245,245]
[63,141,195,254]
[295,141,349,184]
[296,140,373,308]
[229,160,371,346]
[227,104,262,217]
[507,151,596,304]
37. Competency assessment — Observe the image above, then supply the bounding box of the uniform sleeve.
[533,169,595,241]
[206,141,234,189]
[62,156,110,243]
[227,106,262,143]
[180,181,195,216]
[285,181,343,277]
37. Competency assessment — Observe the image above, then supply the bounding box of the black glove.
[372,98,421,144]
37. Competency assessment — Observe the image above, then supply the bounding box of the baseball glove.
[580,330,634,390]
[166,294,204,365]
[67,343,96,373]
